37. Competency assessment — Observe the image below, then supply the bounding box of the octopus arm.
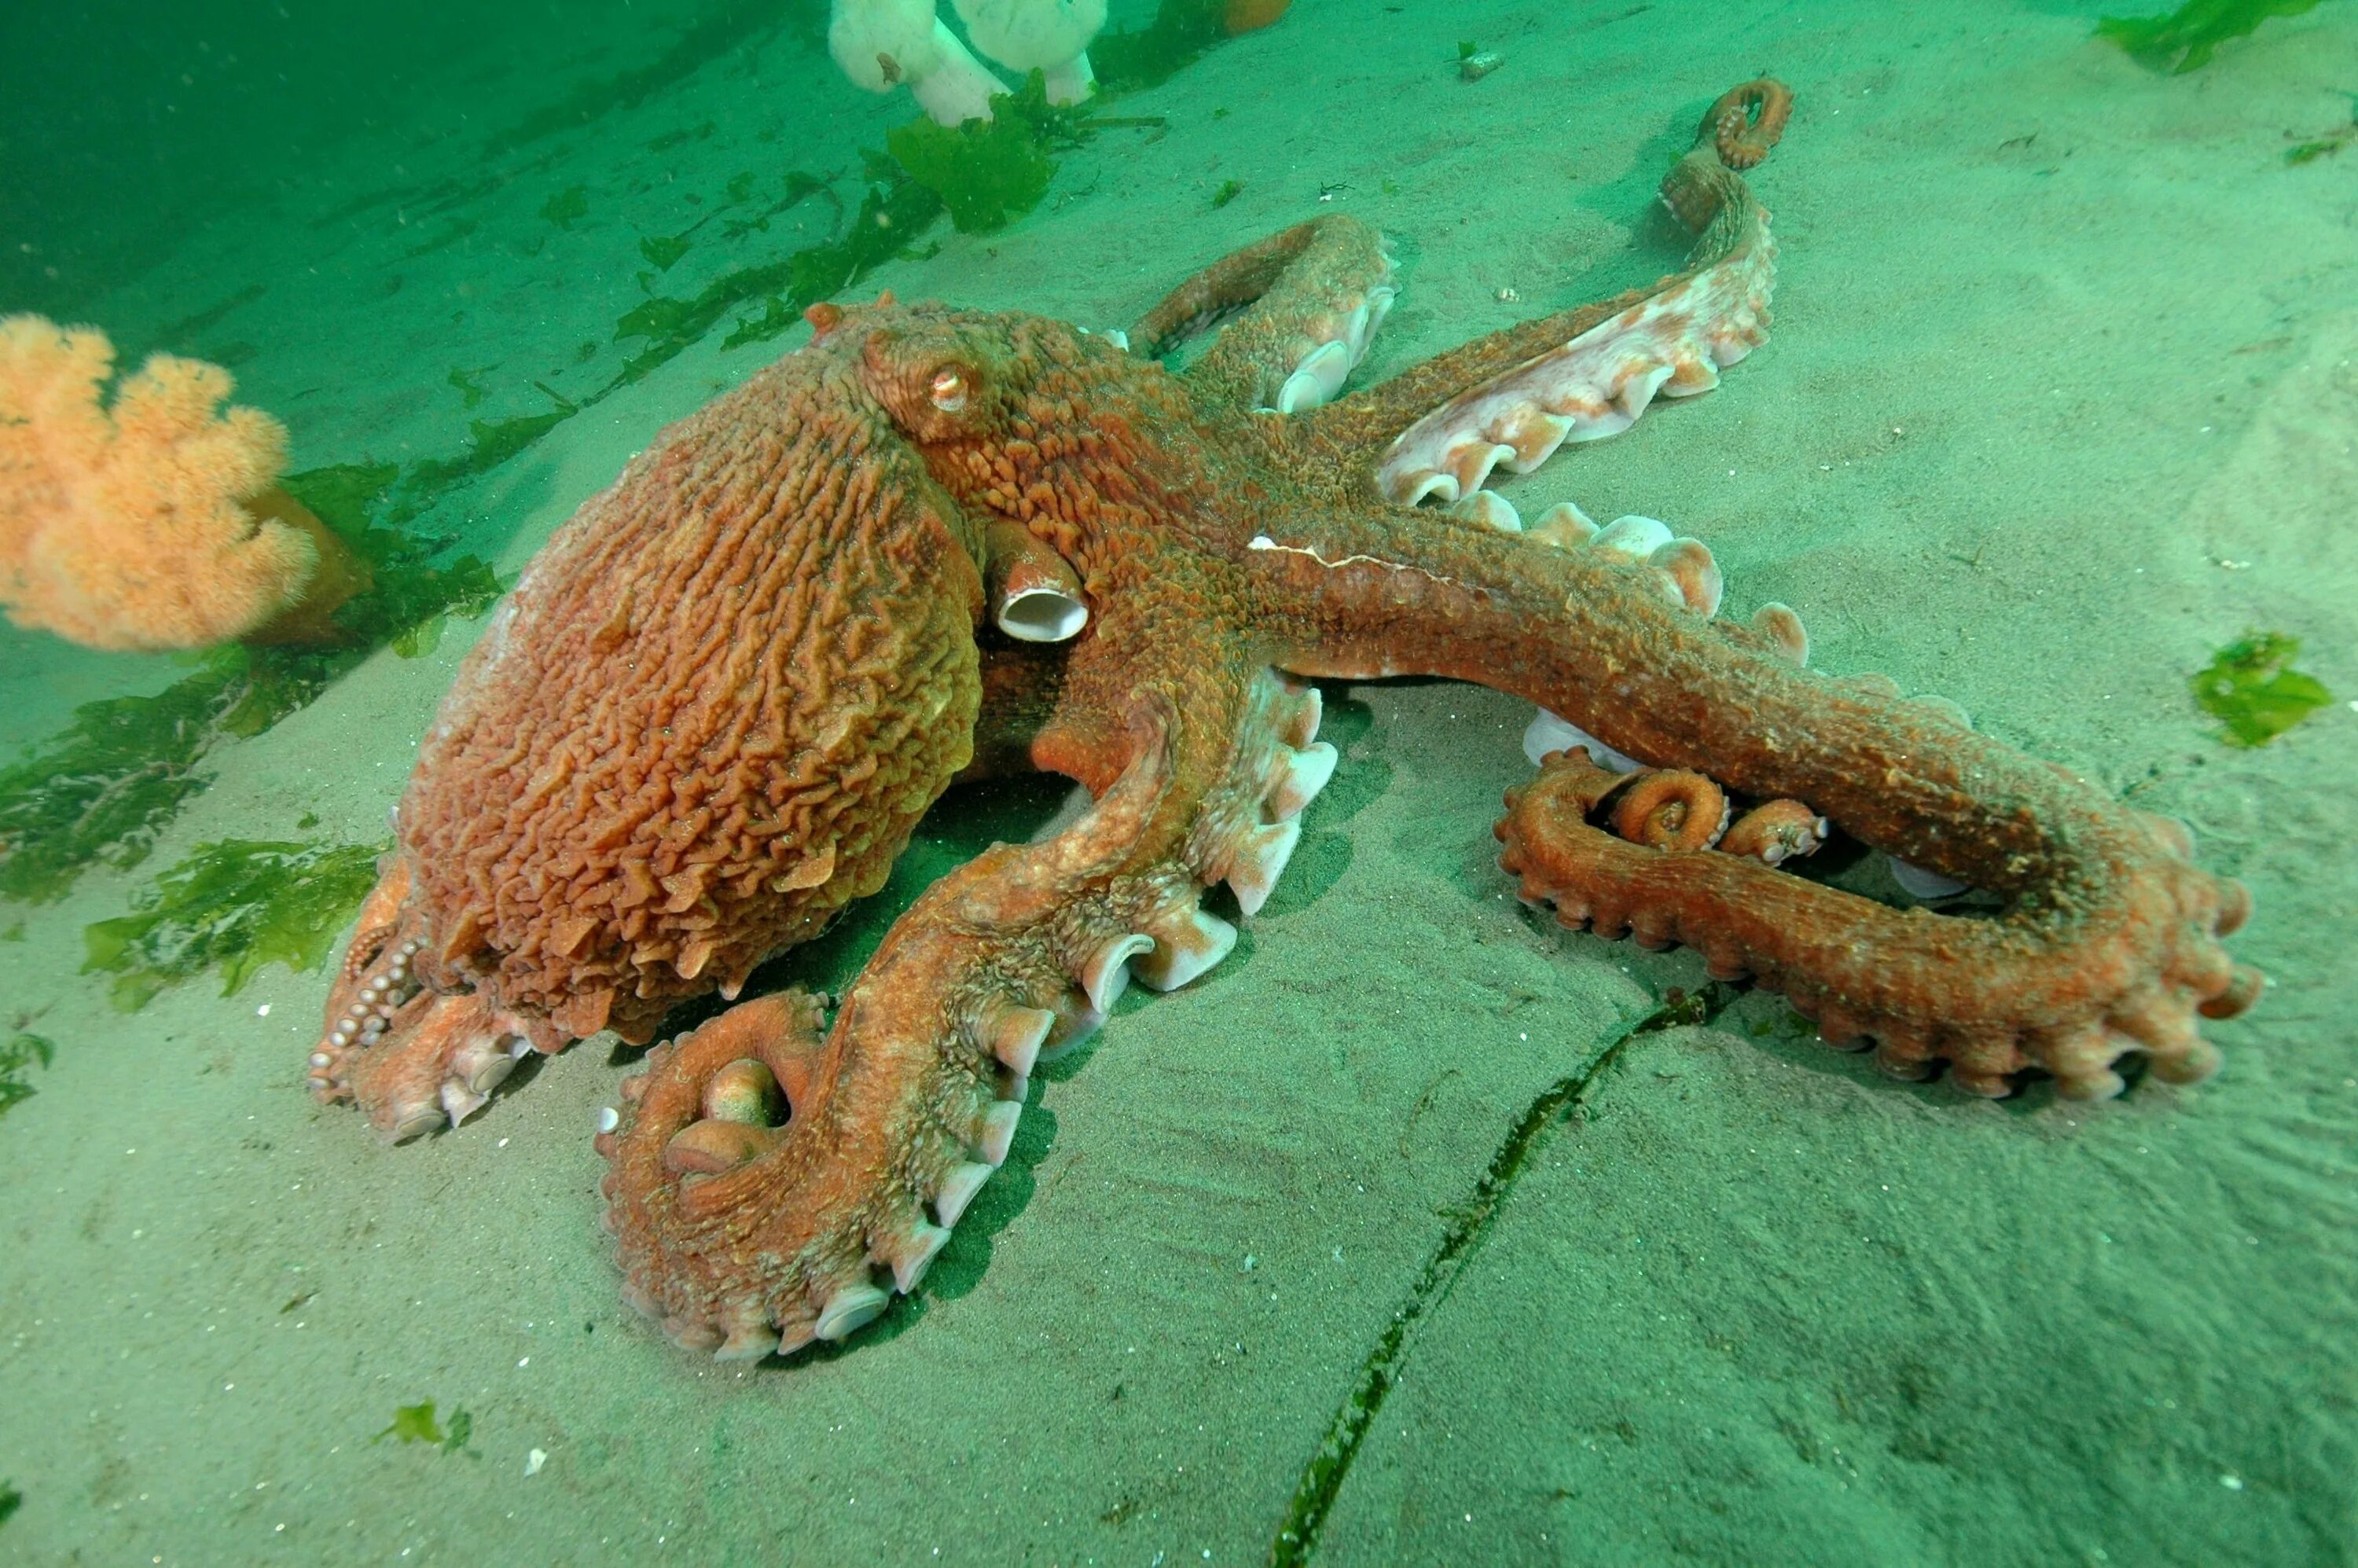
[1129,215,1398,416]
[597,615,1339,1357]
[1247,505,2258,1100]
[1304,102,1779,492]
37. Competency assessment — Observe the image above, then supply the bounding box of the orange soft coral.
[0,314,368,652]
[1223,0,1289,34]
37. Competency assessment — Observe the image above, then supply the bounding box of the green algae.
[446,367,491,409]
[0,648,291,905]
[1094,0,1229,92]
[2285,92,2358,162]
[0,1033,53,1120]
[278,462,507,633]
[884,74,1072,233]
[2096,0,2326,72]
[2191,630,2334,746]
[539,185,590,230]
[639,232,692,270]
[374,1400,476,1456]
[81,839,385,1012]
[609,170,855,381]
[391,395,580,509]
[642,167,941,366]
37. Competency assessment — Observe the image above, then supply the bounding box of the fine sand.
[2,1,2355,1562]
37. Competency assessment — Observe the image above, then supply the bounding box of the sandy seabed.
[2,1,2355,1562]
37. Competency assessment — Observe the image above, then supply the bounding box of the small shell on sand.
[1460,51,1504,83]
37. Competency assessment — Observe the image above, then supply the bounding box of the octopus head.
[318,297,1149,1137]
[817,296,1192,646]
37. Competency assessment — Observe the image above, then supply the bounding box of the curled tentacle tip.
[2199,964,2265,1020]
[2055,1070,2128,1103]
[1608,769,1729,853]
[2213,878,2253,937]
[2150,1039,2224,1086]
[1719,799,1827,865]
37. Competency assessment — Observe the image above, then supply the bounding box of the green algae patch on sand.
[709,171,945,355]
[0,1033,54,1120]
[0,654,252,904]
[2191,630,2333,746]
[374,1400,479,1456]
[2286,93,2358,162]
[885,73,1093,235]
[81,839,385,1012]
[2096,0,2326,73]
[540,185,590,230]
[639,232,693,270]
[608,171,878,380]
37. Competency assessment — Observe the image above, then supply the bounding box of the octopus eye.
[928,367,969,413]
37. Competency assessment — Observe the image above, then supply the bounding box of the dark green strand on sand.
[2284,91,2358,161]
[80,839,385,1012]
[1269,986,1740,1565]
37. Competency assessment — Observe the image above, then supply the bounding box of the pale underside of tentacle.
[1373,152,1772,505]
[596,664,1338,1359]
[1129,215,1398,415]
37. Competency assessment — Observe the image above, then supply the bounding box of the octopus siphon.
[310,80,2260,1360]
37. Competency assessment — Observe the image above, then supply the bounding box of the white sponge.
[830,1,1011,123]
[953,0,1105,102]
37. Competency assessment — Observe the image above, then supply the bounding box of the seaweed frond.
[81,838,385,1011]
[2096,0,2325,74]
[884,72,1085,235]
[0,1033,53,1120]
[374,1400,477,1456]
[1095,0,1229,91]
[2285,90,2358,163]
[0,648,264,904]
[2191,630,2333,746]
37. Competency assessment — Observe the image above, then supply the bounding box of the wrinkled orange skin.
[400,344,992,1043]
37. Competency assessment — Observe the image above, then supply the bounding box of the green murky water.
[2,2,2352,1562]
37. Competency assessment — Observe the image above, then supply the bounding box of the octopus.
[309,80,2260,1360]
